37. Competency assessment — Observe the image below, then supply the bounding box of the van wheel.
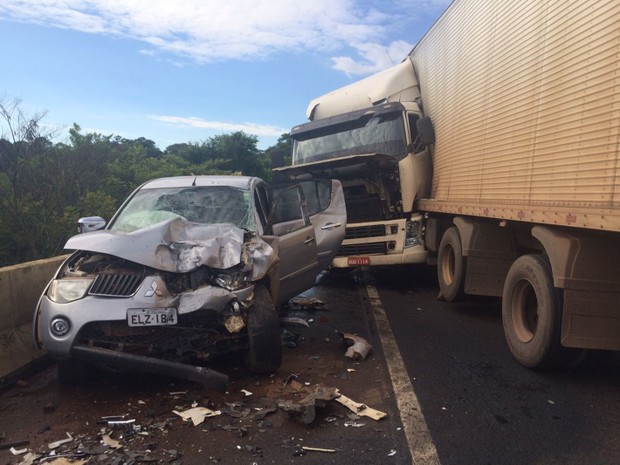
[502,255,582,368]
[437,227,466,301]
[244,285,282,374]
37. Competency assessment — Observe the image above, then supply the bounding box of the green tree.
[204,131,271,179]
[0,97,58,263]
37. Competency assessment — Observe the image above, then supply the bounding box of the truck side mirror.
[416,116,435,145]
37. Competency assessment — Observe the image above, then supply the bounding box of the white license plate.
[348,256,370,266]
[127,308,178,327]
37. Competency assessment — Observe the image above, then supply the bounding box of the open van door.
[268,179,346,304]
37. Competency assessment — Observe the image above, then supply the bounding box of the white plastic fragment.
[48,432,73,449]
[388,449,397,456]
[101,434,122,449]
[341,333,372,360]
[302,446,336,453]
[334,390,386,421]
[344,421,366,427]
[10,446,28,455]
[241,389,253,397]
[173,406,222,426]
[16,452,40,465]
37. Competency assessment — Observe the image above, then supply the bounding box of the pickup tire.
[437,226,466,301]
[244,285,282,374]
[502,255,567,368]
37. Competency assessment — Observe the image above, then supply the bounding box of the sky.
[0,0,450,150]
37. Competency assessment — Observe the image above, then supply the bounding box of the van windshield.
[292,112,407,165]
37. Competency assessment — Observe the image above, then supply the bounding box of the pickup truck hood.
[64,218,277,277]
[273,153,397,180]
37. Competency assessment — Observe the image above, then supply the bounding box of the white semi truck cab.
[275,60,434,267]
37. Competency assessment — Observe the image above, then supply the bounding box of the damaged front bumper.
[36,270,255,388]
[70,345,229,391]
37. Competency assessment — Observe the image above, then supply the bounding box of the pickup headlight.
[47,278,95,303]
[212,271,251,291]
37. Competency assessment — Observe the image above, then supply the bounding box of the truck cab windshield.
[293,112,407,165]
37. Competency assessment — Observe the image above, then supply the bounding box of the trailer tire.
[502,254,568,369]
[437,226,466,301]
[244,285,282,374]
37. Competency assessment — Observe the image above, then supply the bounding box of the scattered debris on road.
[340,332,373,360]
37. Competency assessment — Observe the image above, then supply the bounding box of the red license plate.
[348,256,370,266]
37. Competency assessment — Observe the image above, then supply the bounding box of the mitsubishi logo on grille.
[144,281,158,297]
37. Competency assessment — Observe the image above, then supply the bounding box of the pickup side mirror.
[416,116,436,145]
[77,216,106,233]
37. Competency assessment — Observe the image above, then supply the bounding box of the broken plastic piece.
[98,415,125,424]
[101,435,121,449]
[10,446,28,455]
[344,421,366,427]
[15,452,39,465]
[280,385,339,424]
[340,332,372,360]
[302,446,336,453]
[280,316,310,327]
[240,389,253,397]
[46,459,87,465]
[48,432,73,449]
[173,406,222,426]
[334,391,386,421]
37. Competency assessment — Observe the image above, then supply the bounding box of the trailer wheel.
[437,226,466,301]
[244,285,282,374]
[502,254,568,368]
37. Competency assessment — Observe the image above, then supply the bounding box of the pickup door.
[268,179,346,305]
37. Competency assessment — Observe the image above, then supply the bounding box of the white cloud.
[0,0,447,74]
[331,40,413,75]
[0,0,380,60]
[150,114,287,137]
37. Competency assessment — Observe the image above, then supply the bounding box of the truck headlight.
[47,278,94,303]
[405,220,421,248]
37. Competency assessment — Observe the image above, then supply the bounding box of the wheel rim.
[511,279,538,343]
[440,244,455,286]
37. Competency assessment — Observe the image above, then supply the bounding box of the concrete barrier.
[0,256,68,384]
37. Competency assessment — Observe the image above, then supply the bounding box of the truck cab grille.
[345,225,386,239]
[338,243,388,256]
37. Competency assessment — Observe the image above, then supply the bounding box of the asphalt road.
[370,265,620,465]
[1,266,619,465]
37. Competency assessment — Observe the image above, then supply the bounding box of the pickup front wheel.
[244,285,282,374]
